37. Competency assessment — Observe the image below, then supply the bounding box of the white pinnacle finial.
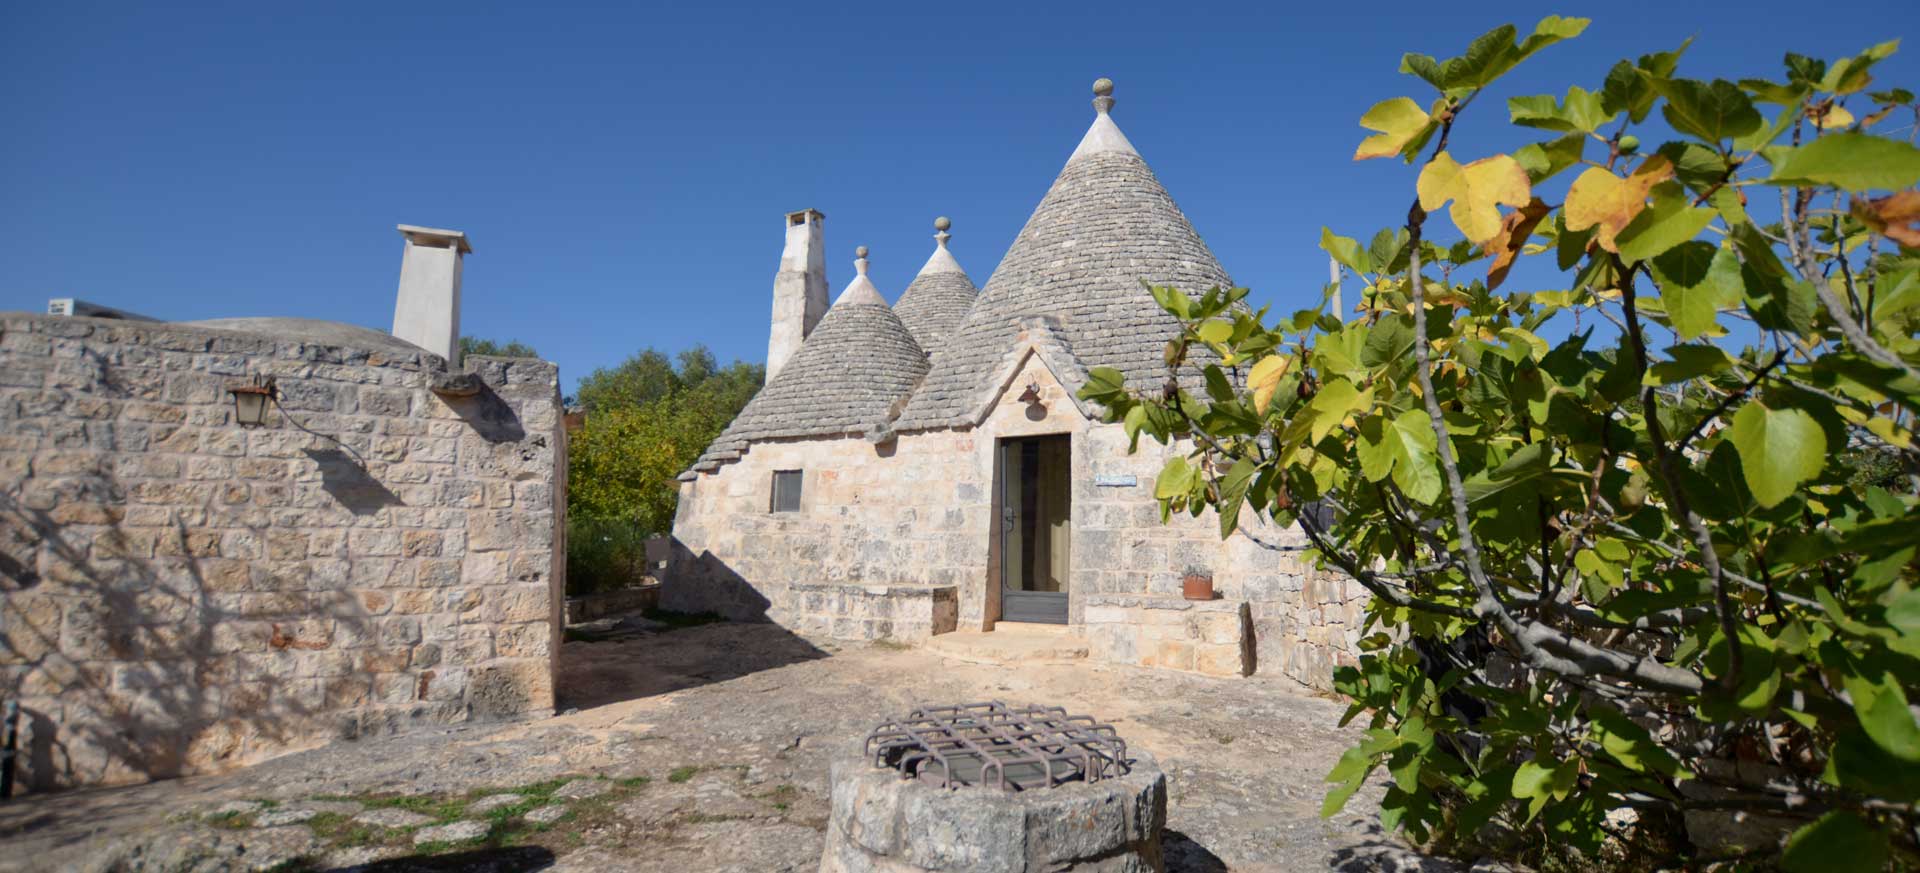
[916,217,965,276]
[836,246,886,306]
[1070,77,1137,161]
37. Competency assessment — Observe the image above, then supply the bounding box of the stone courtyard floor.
[0,621,1470,872]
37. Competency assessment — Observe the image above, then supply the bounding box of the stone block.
[1146,640,1194,672]
[1194,643,1248,677]
[416,559,461,587]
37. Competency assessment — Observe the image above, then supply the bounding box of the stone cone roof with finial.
[892,216,979,354]
[895,78,1233,431]
[691,248,927,471]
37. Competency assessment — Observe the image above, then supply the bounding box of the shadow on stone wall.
[441,383,525,444]
[303,448,404,516]
[557,540,826,711]
[1,475,365,792]
[656,539,773,622]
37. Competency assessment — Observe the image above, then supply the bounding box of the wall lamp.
[227,375,279,428]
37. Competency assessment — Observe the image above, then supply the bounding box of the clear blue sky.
[3,1,1914,394]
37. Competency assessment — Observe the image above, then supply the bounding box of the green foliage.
[1081,21,1920,869]
[565,514,651,595]
[574,346,759,414]
[460,336,540,358]
[566,345,762,593]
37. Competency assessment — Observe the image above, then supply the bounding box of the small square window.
[771,470,803,513]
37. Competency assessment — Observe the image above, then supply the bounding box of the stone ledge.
[1080,593,1244,613]
[789,582,956,597]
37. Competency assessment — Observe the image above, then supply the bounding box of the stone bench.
[1082,593,1253,677]
[786,583,959,642]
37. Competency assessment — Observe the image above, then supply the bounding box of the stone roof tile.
[692,250,928,469]
[893,218,979,355]
[896,82,1231,431]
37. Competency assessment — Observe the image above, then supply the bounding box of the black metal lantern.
[227,375,278,428]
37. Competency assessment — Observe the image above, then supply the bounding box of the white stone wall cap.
[396,224,473,254]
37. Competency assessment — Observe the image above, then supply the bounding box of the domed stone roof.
[892,217,979,355]
[182,317,433,357]
[693,249,928,470]
[895,79,1232,431]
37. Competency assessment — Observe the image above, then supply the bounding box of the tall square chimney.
[391,224,471,365]
[767,209,827,380]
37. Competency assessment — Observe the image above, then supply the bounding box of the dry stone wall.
[788,582,958,642]
[669,347,1365,690]
[0,313,564,791]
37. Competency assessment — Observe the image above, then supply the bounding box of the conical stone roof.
[693,248,927,470]
[892,216,979,355]
[895,79,1233,431]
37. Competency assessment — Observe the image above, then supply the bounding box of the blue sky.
[3,1,1915,393]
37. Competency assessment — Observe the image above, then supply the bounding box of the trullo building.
[665,80,1365,689]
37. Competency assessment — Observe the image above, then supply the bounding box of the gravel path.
[0,622,1457,872]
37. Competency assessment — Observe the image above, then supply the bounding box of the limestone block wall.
[787,583,958,642]
[1081,594,1253,678]
[0,313,565,791]
[669,347,1365,690]
[665,430,992,626]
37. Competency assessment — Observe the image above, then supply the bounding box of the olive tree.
[1078,19,1920,869]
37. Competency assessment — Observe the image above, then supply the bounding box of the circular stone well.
[819,742,1166,872]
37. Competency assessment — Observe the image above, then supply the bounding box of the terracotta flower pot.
[1182,573,1215,601]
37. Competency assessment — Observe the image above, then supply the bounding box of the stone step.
[923,623,1089,665]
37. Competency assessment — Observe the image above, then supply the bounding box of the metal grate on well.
[864,701,1128,791]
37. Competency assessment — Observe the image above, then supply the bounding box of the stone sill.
[1080,593,1244,614]
[788,582,958,598]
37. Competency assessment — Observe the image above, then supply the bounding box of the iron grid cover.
[864,701,1128,791]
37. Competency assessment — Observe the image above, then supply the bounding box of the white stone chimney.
[767,209,828,380]
[391,224,471,366]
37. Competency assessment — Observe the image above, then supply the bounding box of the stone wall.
[564,584,659,624]
[669,343,1366,690]
[1082,594,1253,678]
[0,313,565,791]
[787,583,958,642]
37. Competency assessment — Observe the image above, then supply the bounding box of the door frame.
[996,433,1071,624]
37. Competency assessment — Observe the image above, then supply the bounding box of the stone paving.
[0,621,1470,872]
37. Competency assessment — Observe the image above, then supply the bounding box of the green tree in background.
[566,345,762,592]
[575,346,759,412]
[1081,19,1920,871]
[460,336,541,358]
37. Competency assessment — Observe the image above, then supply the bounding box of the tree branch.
[1616,261,1744,692]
